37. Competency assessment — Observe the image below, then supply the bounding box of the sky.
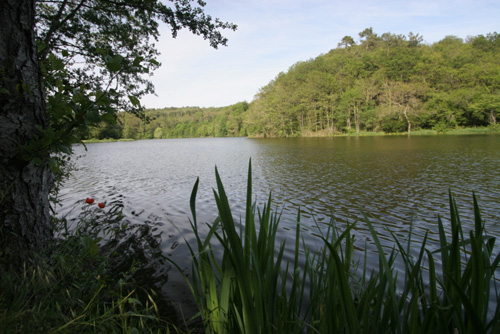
[141,0,500,109]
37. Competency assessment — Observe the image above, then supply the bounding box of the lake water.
[59,135,500,312]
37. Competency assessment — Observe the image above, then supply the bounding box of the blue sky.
[141,0,500,109]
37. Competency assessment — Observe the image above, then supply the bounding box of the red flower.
[85,198,95,204]
[98,202,105,209]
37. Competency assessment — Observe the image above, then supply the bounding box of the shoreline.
[82,126,499,142]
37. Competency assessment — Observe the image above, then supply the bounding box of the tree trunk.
[403,107,411,136]
[0,0,53,267]
[354,105,360,133]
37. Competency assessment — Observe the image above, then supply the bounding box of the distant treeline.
[83,29,500,139]
[84,102,249,139]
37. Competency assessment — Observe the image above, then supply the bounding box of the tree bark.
[0,0,53,267]
[490,110,497,125]
[403,107,411,135]
[354,105,360,133]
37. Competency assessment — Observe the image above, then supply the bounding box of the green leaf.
[132,56,144,66]
[85,110,101,124]
[59,144,72,155]
[36,40,46,53]
[128,95,140,107]
[106,55,123,72]
[100,112,116,124]
[50,56,64,71]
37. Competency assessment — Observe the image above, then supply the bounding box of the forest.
[114,101,248,139]
[85,29,500,140]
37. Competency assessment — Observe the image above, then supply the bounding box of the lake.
[58,135,500,313]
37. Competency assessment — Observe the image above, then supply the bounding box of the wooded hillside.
[85,29,500,139]
[245,29,500,137]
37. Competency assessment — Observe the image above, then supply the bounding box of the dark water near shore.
[59,135,500,313]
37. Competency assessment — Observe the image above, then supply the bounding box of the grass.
[0,200,178,333]
[443,126,500,135]
[82,138,135,143]
[174,161,500,333]
[405,126,500,136]
[337,126,500,137]
[250,126,500,138]
[304,126,500,138]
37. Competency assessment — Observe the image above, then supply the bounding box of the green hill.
[84,29,500,140]
[245,29,500,137]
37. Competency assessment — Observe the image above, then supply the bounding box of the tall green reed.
[174,161,500,333]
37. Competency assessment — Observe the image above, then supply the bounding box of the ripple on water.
[59,136,500,306]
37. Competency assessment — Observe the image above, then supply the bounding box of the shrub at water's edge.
[0,199,179,333]
[84,124,500,141]
[172,161,500,333]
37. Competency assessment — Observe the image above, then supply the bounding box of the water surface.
[59,135,500,311]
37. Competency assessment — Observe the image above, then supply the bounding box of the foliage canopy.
[35,0,236,152]
[0,0,236,266]
[244,29,500,137]
[85,29,500,140]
